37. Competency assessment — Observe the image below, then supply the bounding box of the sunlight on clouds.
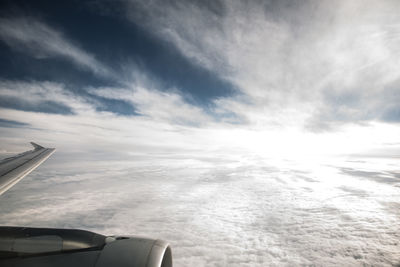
[207,122,400,160]
[123,0,400,128]
[1,79,399,159]
[0,152,399,266]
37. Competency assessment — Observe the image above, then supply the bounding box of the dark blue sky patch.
[0,118,30,128]
[91,96,138,116]
[0,96,73,115]
[0,42,118,89]
[0,0,235,106]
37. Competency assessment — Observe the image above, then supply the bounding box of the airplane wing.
[0,142,55,196]
[0,143,173,267]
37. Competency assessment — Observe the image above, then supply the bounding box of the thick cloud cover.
[0,153,399,266]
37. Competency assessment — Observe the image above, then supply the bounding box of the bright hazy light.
[203,122,400,160]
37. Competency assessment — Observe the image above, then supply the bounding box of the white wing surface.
[0,142,55,196]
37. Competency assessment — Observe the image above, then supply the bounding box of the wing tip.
[30,142,44,150]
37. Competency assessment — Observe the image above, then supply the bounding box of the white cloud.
[0,80,95,114]
[1,76,400,159]
[122,0,400,129]
[0,152,399,266]
[0,17,113,77]
[0,79,218,157]
[0,80,400,267]
[91,86,211,125]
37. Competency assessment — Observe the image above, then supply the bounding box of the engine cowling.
[0,226,172,267]
[96,236,172,267]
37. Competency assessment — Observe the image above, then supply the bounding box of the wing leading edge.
[0,142,55,196]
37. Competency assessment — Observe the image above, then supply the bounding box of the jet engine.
[0,226,172,267]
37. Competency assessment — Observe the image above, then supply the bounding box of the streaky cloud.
[120,0,400,130]
[0,16,113,78]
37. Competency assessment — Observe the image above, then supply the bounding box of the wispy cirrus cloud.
[0,16,113,77]
[0,80,95,114]
[0,78,216,155]
[120,0,400,130]
[1,78,399,161]
[90,86,212,126]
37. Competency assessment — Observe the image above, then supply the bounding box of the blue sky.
[0,0,399,124]
[1,1,400,161]
[0,0,399,158]
[0,0,235,114]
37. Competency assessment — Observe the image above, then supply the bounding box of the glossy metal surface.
[0,143,55,195]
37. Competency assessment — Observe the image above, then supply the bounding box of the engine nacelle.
[0,226,172,267]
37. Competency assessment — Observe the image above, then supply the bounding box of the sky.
[0,0,399,266]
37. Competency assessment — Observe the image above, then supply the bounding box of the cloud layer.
[0,154,399,266]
